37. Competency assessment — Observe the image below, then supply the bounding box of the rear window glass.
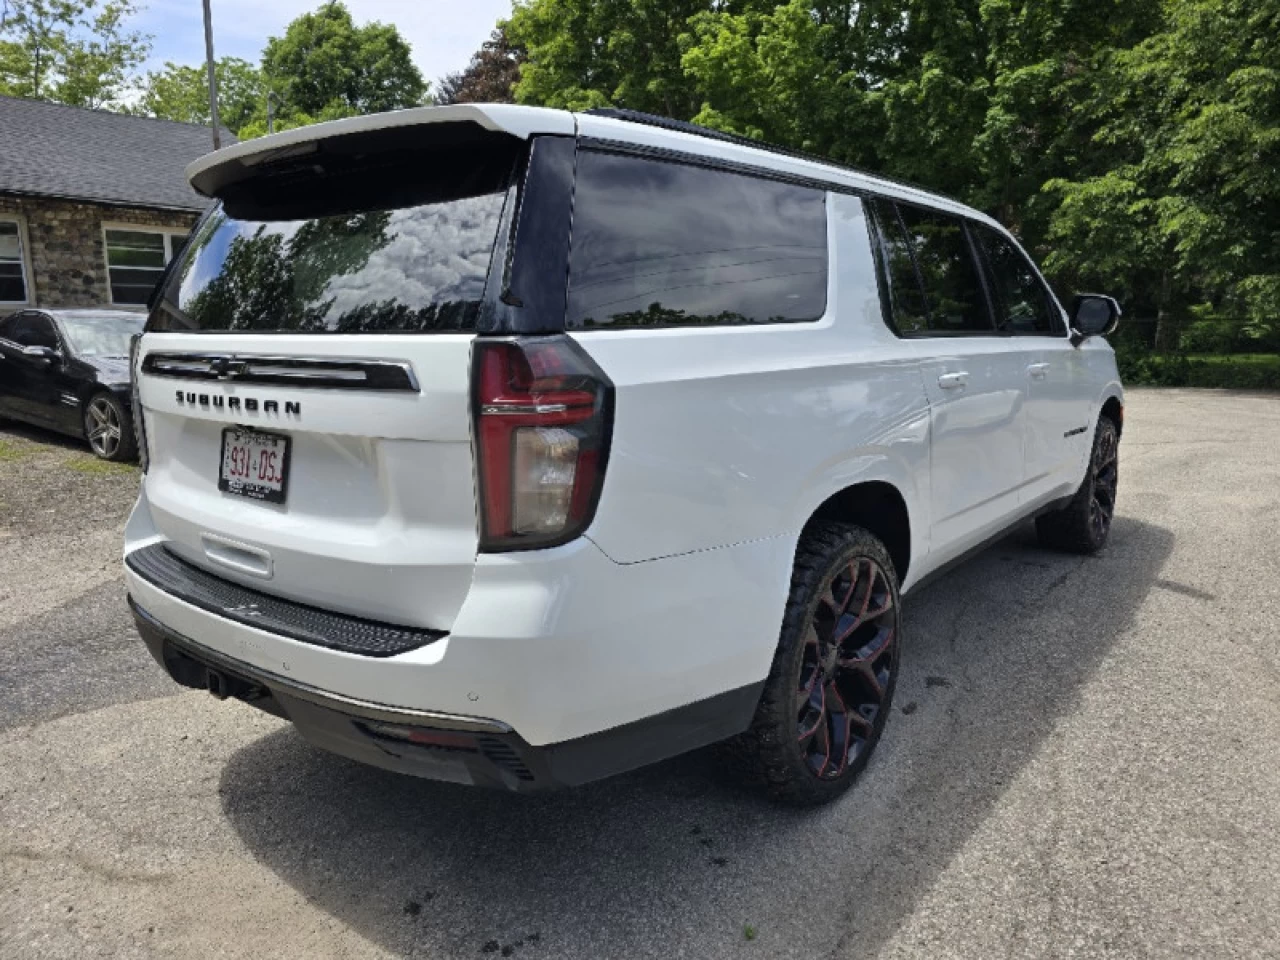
[154,194,508,333]
[567,151,827,328]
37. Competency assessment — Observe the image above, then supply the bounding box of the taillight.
[472,336,613,551]
[129,333,149,473]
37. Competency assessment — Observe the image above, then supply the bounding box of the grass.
[0,438,29,461]
[63,453,139,476]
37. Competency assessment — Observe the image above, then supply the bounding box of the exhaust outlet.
[206,670,229,700]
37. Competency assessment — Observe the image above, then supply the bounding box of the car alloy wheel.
[1089,422,1118,541]
[796,555,898,779]
[86,395,123,459]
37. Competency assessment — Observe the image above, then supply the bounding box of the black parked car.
[0,308,145,461]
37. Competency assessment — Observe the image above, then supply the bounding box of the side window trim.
[863,198,900,337]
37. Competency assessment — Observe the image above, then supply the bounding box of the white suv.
[124,105,1123,804]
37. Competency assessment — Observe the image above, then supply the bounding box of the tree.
[1045,0,1280,349]
[0,0,148,108]
[435,26,522,105]
[134,57,264,134]
[261,2,426,122]
[505,0,708,115]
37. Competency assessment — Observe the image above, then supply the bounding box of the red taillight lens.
[472,337,613,551]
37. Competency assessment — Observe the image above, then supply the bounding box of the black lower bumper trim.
[125,542,445,657]
[130,597,764,792]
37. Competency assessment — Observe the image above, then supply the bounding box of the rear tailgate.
[136,334,478,629]
[128,108,579,632]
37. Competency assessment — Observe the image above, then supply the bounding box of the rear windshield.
[152,125,518,334]
[154,196,506,333]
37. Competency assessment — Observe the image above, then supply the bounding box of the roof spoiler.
[185,104,576,199]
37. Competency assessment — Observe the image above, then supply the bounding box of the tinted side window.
[14,315,58,349]
[567,151,827,328]
[867,198,929,334]
[897,205,993,334]
[0,313,21,340]
[972,224,1062,335]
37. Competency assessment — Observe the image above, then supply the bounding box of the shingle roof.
[0,95,233,212]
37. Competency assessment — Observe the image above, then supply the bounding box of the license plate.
[219,427,290,504]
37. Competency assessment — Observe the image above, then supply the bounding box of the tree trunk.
[1153,269,1179,353]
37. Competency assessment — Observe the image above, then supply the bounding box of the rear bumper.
[132,597,761,791]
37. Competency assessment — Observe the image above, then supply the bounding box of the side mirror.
[1070,294,1121,346]
[21,344,58,364]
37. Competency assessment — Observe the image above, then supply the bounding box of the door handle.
[937,371,969,390]
[1027,362,1050,380]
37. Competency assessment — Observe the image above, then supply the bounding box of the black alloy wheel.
[1089,420,1119,541]
[1036,416,1120,554]
[739,522,902,805]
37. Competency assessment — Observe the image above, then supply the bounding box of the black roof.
[0,95,233,212]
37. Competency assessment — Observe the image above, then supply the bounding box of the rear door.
[134,123,548,632]
[970,222,1091,499]
[868,199,1029,557]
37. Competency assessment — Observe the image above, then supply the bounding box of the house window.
[104,227,186,305]
[0,219,30,304]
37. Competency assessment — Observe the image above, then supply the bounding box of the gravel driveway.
[2,389,1278,960]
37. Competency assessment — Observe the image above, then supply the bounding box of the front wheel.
[1036,416,1119,554]
[83,392,136,462]
[738,522,902,806]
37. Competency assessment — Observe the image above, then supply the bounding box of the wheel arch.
[801,480,912,585]
[1100,394,1123,437]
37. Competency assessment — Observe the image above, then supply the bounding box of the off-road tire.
[736,521,902,806]
[1035,416,1119,554]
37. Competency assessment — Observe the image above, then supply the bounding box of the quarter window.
[104,227,187,305]
[0,220,30,303]
[867,198,929,334]
[895,204,993,334]
[971,223,1062,335]
[567,151,828,328]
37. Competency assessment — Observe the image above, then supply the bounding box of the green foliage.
[508,0,1279,367]
[132,57,264,134]
[1117,353,1280,390]
[0,0,150,108]
[261,2,426,123]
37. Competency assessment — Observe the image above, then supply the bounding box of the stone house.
[0,95,231,313]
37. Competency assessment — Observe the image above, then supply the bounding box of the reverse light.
[472,337,613,551]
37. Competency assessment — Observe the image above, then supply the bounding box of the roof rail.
[582,107,945,201]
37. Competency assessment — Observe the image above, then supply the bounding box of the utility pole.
[201,0,221,151]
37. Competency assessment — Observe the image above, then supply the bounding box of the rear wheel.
[84,392,136,462]
[1036,416,1119,554]
[738,522,902,806]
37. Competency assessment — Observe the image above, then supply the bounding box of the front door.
[969,223,1092,501]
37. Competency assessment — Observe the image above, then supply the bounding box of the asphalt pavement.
[1,389,1277,960]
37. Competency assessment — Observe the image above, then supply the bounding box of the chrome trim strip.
[141,353,420,392]
[131,600,512,734]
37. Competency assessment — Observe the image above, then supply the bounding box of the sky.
[133,0,515,89]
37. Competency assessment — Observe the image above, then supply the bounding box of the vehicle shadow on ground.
[219,516,1174,959]
[0,420,85,452]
